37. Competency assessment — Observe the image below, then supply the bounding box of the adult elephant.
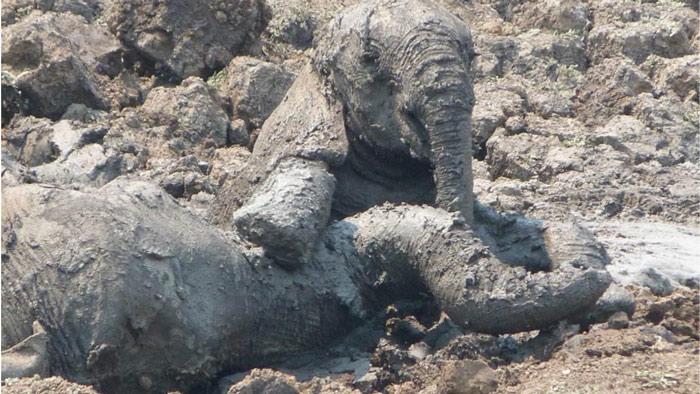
[2,179,613,393]
[211,0,476,268]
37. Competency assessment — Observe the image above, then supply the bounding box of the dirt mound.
[3,376,99,393]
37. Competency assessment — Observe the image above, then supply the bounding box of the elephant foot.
[1,321,50,380]
[233,157,336,269]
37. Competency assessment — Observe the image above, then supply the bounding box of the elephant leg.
[323,204,613,334]
[233,156,336,269]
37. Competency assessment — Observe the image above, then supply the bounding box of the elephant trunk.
[403,31,475,223]
[423,93,473,224]
[340,204,612,335]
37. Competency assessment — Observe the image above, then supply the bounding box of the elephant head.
[209,0,477,250]
[314,0,476,222]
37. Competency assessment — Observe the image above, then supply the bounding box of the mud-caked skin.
[2,180,612,392]
[211,0,476,264]
[314,0,475,221]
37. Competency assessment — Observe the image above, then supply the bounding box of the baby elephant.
[211,0,475,268]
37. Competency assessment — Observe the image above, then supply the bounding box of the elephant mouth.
[345,128,433,184]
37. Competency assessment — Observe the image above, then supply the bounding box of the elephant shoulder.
[253,63,348,169]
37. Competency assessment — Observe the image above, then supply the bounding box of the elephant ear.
[252,63,348,169]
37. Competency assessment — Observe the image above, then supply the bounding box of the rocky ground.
[2,0,698,392]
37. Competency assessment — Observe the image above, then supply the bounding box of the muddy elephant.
[210,0,475,268]
[2,179,613,393]
[1,1,625,391]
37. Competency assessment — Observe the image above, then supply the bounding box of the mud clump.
[104,0,265,80]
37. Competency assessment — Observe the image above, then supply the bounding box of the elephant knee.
[233,157,336,269]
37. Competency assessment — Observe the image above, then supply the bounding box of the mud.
[1,0,697,392]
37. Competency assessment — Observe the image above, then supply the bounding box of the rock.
[471,34,519,79]
[49,121,110,159]
[1,72,27,126]
[640,325,679,344]
[208,146,251,187]
[407,342,430,361]
[472,81,526,154]
[521,114,586,141]
[160,170,213,200]
[2,376,98,394]
[2,116,122,187]
[264,4,317,48]
[529,90,575,119]
[434,0,506,35]
[2,116,58,167]
[662,317,697,339]
[105,77,232,167]
[512,30,588,76]
[512,0,591,34]
[587,14,695,65]
[386,316,427,345]
[639,290,700,339]
[607,311,630,329]
[105,0,265,79]
[370,339,414,373]
[576,58,653,126]
[646,299,675,324]
[1,11,133,119]
[353,368,381,393]
[434,360,498,394]
[577,284,636,324]
[682,277,700,289]
[186,192,216,216]
[631,93,698,162]
[652,55,700,101]
[61,103,109,124]
[227,369,299,394]
[222,369,359,394]
[260,0,353,59]
[141,77,229,149]
[1,148,37,187]
[486,131,584,182]
[32,143,123,186]
[1,0,103,25]
[486,131,544,181]
[588,116,649,157]
[586,114,688,167]
[228,119,251,147]
[641,268,675,296]
[210,57,295,130]
[591,0,698,35]
[144,155,215,199]
[472,31,586,81]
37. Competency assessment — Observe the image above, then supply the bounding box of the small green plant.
[207,68,229,89]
